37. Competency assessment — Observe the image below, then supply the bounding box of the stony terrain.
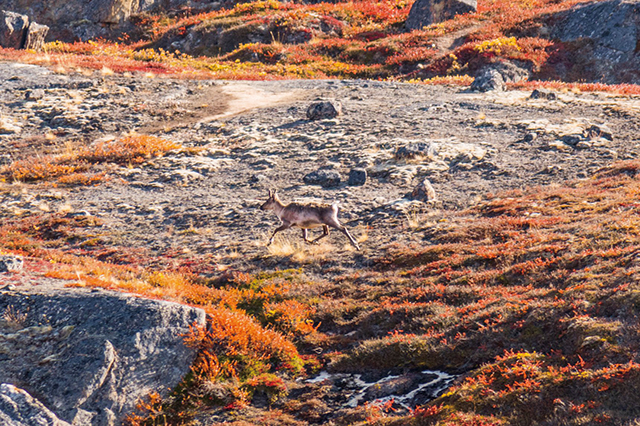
[3,60,640,423]
[1,61,640,271]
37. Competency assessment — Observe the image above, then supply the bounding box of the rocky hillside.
[1,54,640,424]
[2,0,640,85]
[1,0,640,424]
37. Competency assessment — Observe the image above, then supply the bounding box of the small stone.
[523,132,537,142]
[303,169,342,188]
[251,174,267,183]
[348,168,367,186]
[576,141,593,149]
[548,140,573,151]
[0,118,21,134]
[25,89,45,101]
[396,142,432,160]
[471,68,505,92]
[0,154,12,165]
[530,88,558,100]
[306,100,342,120]
[584,124,613,141]
[409,178,437,203]
[0,256,23,273]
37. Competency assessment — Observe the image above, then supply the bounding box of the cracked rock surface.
[0,280,205,425]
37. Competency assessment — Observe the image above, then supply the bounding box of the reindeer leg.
[302,228,312,244]
[268,223,290,246]
[310,225,330,244]
[328,223,360,251]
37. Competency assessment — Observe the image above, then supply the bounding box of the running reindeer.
[260,189,360,250]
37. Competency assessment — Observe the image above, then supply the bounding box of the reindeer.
[260,189,360,250]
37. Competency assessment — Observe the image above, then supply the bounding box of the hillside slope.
[1,58,640,423]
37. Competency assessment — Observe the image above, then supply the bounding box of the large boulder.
[0,11,49,51]
[471,61,531,92]
[547,0,640,83]
[405,0,477,30]
[0,282,206,425]
[0,11,28,49]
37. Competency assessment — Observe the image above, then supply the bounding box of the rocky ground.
[1,61,640,272]
[3,60,640,423]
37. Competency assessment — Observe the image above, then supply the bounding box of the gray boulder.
[549,0,640,83]
[471,61,530,92]
[405,0,477,30]
[0,11,28,49]
[0,384,70,426]
[24,22,49,51]
[0,284,206,425]
[303,169,342,187]
[471,68,505,92]
[306,101,342,120]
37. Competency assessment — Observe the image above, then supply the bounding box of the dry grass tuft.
[265,233,334,262]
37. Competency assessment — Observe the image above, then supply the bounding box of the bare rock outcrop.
[0,384,70,426]
[0,0,147,41]
[405,0,477,30]
[0,282,206,425]
[545,0,640,83]
[0,0,234,42]
[0,10,48,51]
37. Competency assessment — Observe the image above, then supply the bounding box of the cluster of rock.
[0,10,48,51]
[406,0,477,30]
[0,282,205,425]
[470,61,531,92]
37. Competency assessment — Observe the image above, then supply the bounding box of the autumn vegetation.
[0,0,639,94]
[4,133,640,423]
[3,0,640,424]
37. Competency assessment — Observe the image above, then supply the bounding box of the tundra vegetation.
[2,0,640,425]
[0,0,639,94]
[4,145,640,424]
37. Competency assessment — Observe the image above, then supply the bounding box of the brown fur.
[260,190,360,250]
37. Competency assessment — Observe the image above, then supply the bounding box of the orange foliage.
[0,134,179,183]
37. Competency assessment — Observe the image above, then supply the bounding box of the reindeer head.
[260,189,279,211]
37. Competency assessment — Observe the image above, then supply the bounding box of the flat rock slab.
[0,282,206,426]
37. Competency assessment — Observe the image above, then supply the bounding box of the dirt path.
[204,82,304,121]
